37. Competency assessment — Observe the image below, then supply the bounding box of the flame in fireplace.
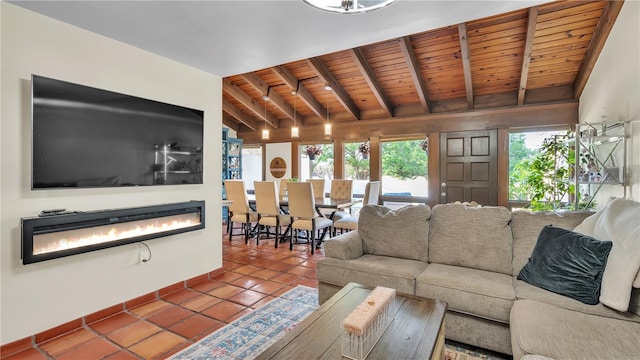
[33,213,201,255]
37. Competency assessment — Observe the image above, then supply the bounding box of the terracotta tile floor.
[2,230,325,360]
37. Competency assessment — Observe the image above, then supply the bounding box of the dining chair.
[278,179,290,201]
[322,179,353,221]
[224,180,258,244]
[287,182,333,255]
[333,181,381,235]
[253,181,291,248]
[306,179,326,200]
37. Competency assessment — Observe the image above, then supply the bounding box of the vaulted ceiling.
[224,0,623,143]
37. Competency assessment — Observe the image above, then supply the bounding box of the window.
[381,139,428,197]
[509,130,570,206]
[301,144,333,195]
[344,141,369,198]
[241,146,262,192]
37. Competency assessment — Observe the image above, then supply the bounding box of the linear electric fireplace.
[21,201,205,264]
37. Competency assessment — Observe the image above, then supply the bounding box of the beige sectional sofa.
[316,204,640,359]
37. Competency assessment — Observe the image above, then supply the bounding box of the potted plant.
[358,142,370,159]
[305,145,322,161]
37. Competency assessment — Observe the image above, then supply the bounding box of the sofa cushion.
[514,279,640,323]
[415,263,515,323]
[428,204,512,275]
[358,205,431,262]
[511,210,593,276]
[316,255,428,295]
[510,299,640,360]
[517,225,612,305]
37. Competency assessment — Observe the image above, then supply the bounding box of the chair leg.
[290,226,294,251]
[274,218,279,249]
[229,221,234,242]
[311,221,316,255]
[244,213,251,244]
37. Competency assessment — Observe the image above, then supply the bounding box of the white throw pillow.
[574,198,640,312]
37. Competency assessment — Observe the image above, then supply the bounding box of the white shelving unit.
[574,121,627,210]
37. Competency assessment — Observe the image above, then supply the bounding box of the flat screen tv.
[31,75,204,189]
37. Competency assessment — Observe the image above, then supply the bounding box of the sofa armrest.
[324,231,364,260]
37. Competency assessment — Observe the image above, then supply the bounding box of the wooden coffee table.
[255,282,447,359]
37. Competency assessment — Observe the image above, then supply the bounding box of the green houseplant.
[516,133,577,211]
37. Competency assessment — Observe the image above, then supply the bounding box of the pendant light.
[291,83,300,138]
[324,85,332,136]
[304,0,398,14]
[261,91,270,140]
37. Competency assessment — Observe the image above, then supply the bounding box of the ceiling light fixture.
[291,84,300,138]
[262,90,270,140]
[324,85,332,136]
[303,0,398,14]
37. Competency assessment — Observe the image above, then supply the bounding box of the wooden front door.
[439,130,498,205]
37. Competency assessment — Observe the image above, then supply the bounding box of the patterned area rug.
[445,340,512,360]
[169,286,318,360]
[171,286,509,360]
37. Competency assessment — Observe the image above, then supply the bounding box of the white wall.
[1,3,222,344]
[265,143,292,182]
[579,0,640,204]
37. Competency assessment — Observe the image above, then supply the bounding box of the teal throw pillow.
[517,225,612,305]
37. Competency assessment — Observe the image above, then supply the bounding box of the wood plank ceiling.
[223,0,623,143]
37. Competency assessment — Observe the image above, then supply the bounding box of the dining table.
[246,194,361,245]
[247,194,361,216]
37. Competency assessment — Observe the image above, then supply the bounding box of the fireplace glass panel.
[33,212,201,255]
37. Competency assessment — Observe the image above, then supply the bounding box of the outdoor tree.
[344,143,370,179]
[510,133,576,210]
[308,144,333,179]
[508,134,535,200]
[381,140,428,180]
[509,134,534,173]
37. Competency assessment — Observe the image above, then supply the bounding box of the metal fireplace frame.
[21,200,205,265]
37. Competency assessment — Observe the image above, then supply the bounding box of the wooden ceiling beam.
[222,115,241,132]
[349,48,393,117]
[271,65,324,121]
[237,102,579,144]
[223,78,279,128]
[307,57,361,120]
[240,72,299,121]
[399,36,431,114]
[458,24,474,110]
[574,0,624,98]
[518,7,538,106]
[222,99,258,130]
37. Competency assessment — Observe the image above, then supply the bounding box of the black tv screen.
[32,75,204,189]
